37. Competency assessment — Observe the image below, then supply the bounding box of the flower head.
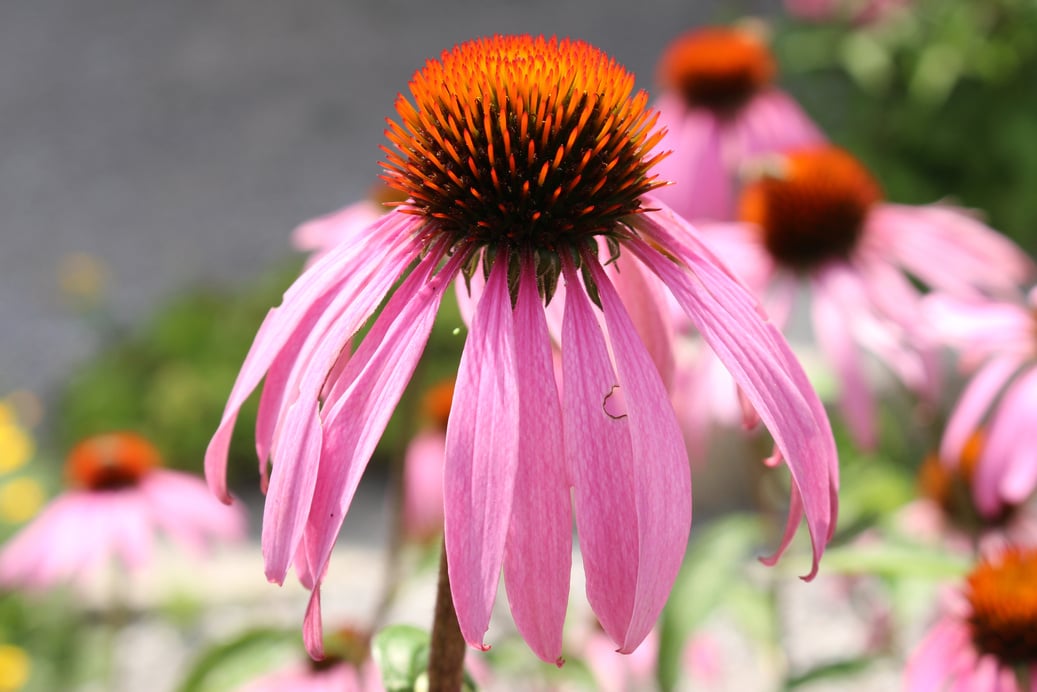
[649,26,824,221]
[0,432,246,592]
[698,144,1033,448]
[207,34,837,664]
[907,547,1037,690]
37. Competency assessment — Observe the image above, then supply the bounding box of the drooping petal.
[561,263,637,645]
[977,367,1037,516]
[632,210,837,578]
[735,89,825,161]
[941,356,1023,465]
[503,260,570,664]
[588,259,691,652]
[444,256,521,650]
[205,211,421,502]
[301,247,460,598]
[904,617,970,692]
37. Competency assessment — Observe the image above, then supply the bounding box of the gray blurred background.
[0,0,769,402]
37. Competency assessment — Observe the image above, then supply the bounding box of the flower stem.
[427,540,466,691]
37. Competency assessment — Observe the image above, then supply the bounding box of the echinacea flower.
[239,627,383,692]
[926,288,1037,519]
[698,144,1032,449]
[906,547,1037,691]
[649,26,824,222]
[206,34,838,664]
[0,432,246,591]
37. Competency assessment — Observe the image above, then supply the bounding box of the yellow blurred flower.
[0,479,45,524]
[0,644,30,691]
[0,406,33,475]
[57,252,109,307]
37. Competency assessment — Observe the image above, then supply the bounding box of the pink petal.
[941,356,1023,464]
[649,94,729,221]
[631,211,837,578]
[301,247,460,601]
[904,617,970,691]
[588,259,691,652]
[978,367,1037,515]
[303,587,325,660]
[735,89,825,159]
[811,267,876,449]
[561,262,637,645]
[444,257,521,650]
[503,261,571,664]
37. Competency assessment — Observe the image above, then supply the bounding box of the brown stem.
[427,540,467,691]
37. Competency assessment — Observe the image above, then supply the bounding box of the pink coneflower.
[906,547,1037,691]
[239,627,382,692]
[649,26,824,222]
[206,35,838,664]
[700,144,1032,449]
[926,289,1037,519]
[0,432,246,591]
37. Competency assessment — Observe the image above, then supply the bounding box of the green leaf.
[819,542,969,580]
[176,627,300,692]
[372,625,430,692]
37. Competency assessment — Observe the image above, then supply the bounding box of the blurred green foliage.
[774,0,1037,252]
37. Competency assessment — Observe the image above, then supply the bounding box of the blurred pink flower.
[649,26,824,222]
[400,379,453,543]
[906,547,1037,691]
[785,0,910,25]
[0,432,246,591]
[206,35,837,665]
[700,145,1032,449]
[582,625,658,692]
[682,633,723,687]
[926,289,1037,519]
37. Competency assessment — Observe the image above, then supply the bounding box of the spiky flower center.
[380,35,667,264]
[658,27,775,113]
[967,548,1037,665]
[738,146,882,271]
[65,432,160,491]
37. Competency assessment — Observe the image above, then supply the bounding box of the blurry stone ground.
[1,2,913,690]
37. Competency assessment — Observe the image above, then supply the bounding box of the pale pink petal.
[561,262,637,644]
[941,356,1024,464]
[503,262,570,664]
[291,199,386,268]
[141,470,248,553]
[904,616,971,691]
[649,94,729,221]
[444,257,520,650]
[733,89,825,161]
[588,259,691,651]
[632,210,837,577]
[923,294,1033,368]
[869,203,1034,299]
[978,367,1037,515]
[811,267,876,448]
